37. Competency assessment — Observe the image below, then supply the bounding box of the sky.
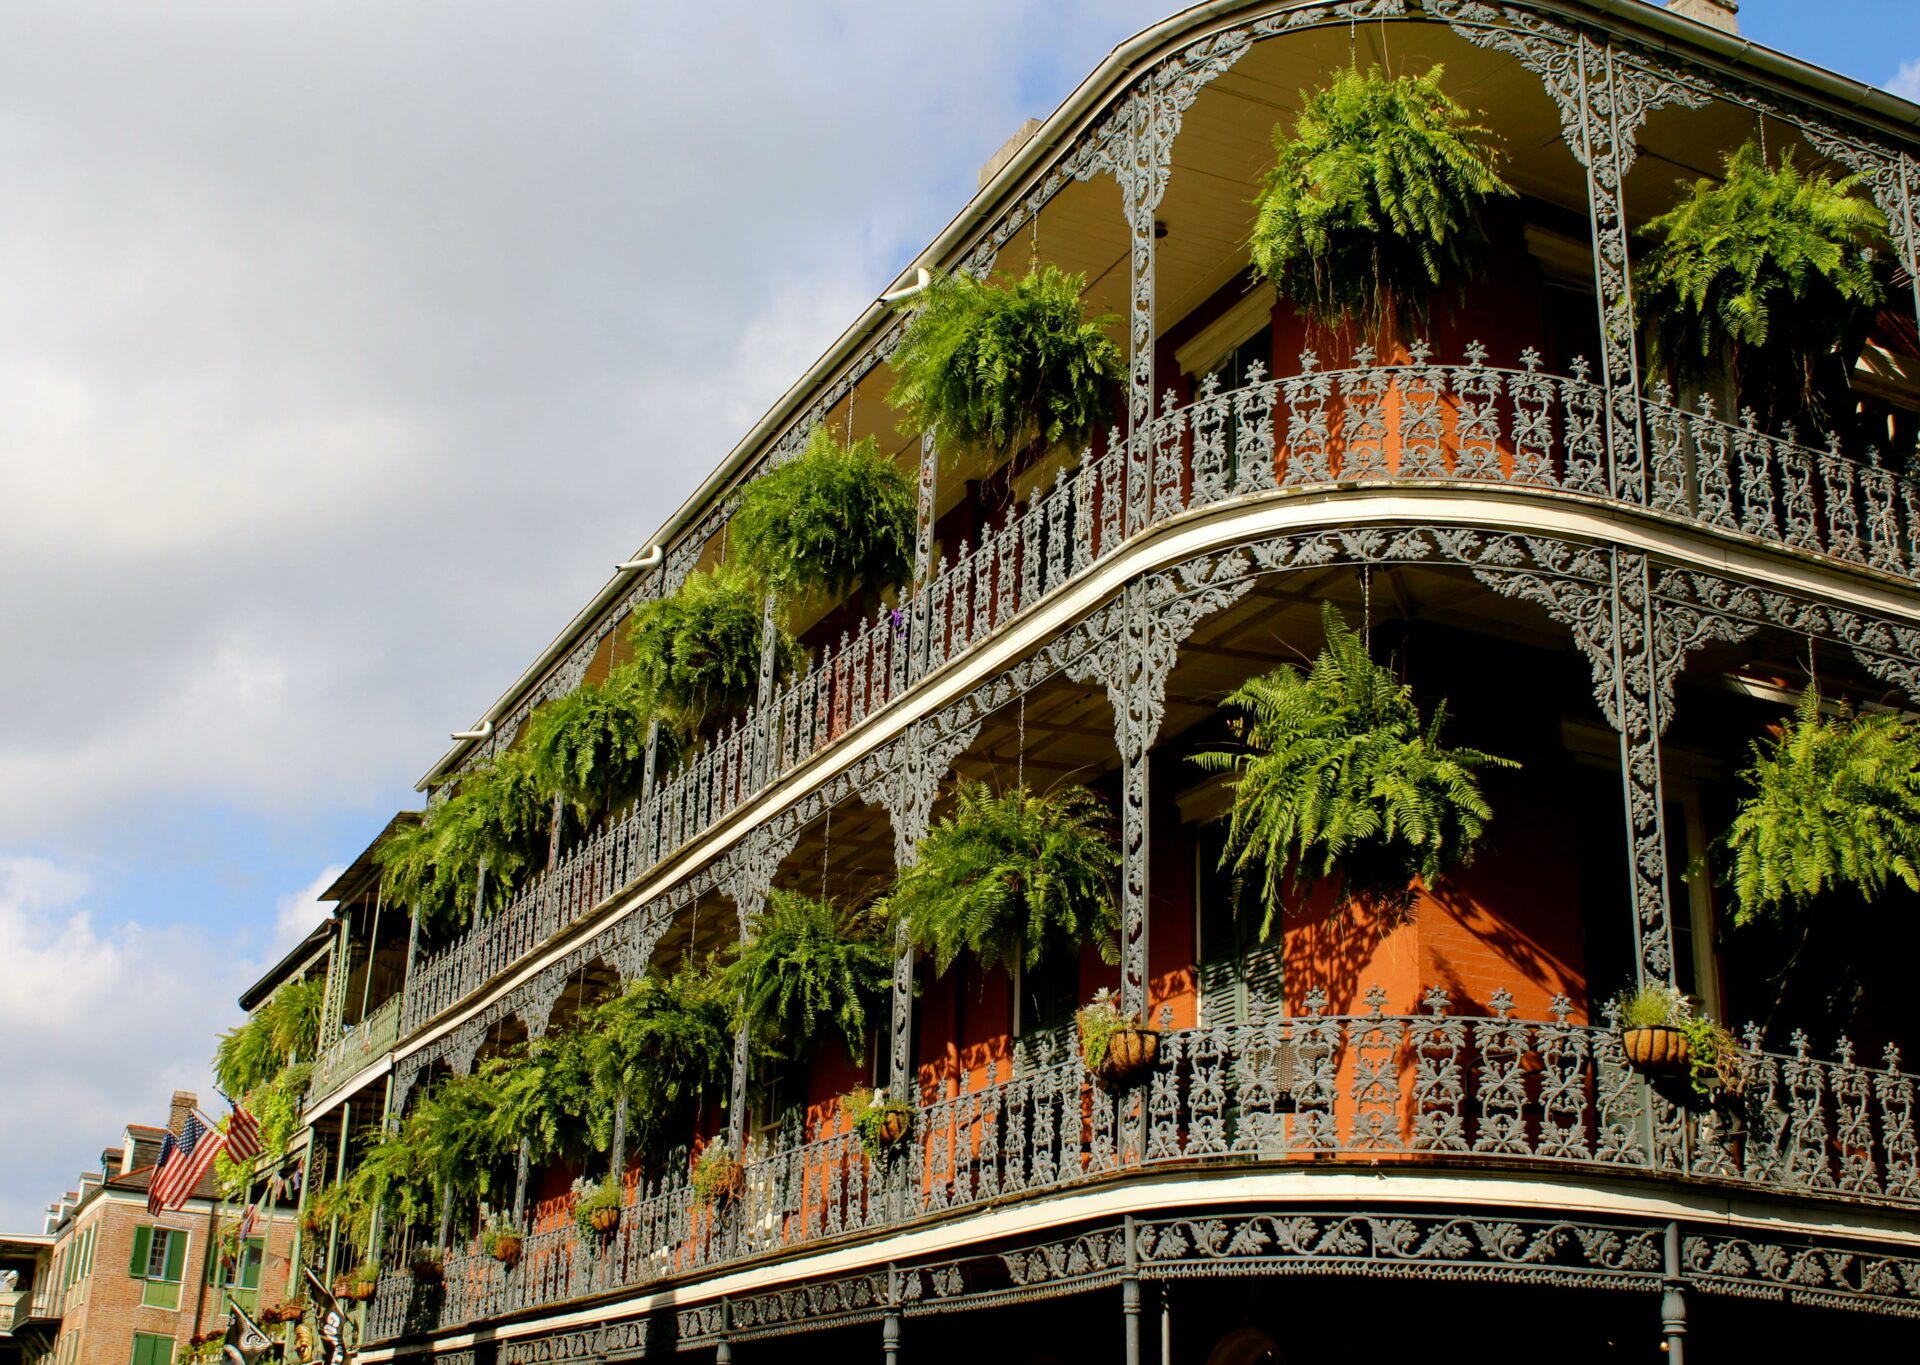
[1,0,1915,1233]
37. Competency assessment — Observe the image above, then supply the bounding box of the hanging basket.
[1091,1025,1161,1086]
[1622,1025,1692,1079]
[692,1157,746,1209]
[487,1233,522,1267]
[408,1258,444,1287]
[872,1107,912,1149]
[589,1205,622,1235]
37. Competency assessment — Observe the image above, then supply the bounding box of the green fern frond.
[726,889,894,1063]
[1250,64,1513,333]
[887,782,1120,974]
[626,566,798,741]
[1193,603,1516,936]
[523,666,653,818]
[1718,687,1920,922]
[732,425,917,599]
[887,266,1122,464]
[580,963,735,1154]
[1637,141,1888,429]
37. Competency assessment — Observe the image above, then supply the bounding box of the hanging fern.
[726,889,894,1062]
[1715,687,1920,923]
[1637,141,1889,431]
[1193,603,1516,934]
[888,782,1120,974]
[731,425,917,600]
[581,964,735,1155]
[404,1068,514,1221]
[626,566,798,740]
[523,665,653,818]
[1249,64,1513,333]
[887,266,1122,464]
[375,752,552,930]
[213,976,323,1097]
[486,1031,596,1167]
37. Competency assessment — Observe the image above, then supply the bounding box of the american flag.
[148,1111,226,1214]
[225,1102,262,1163]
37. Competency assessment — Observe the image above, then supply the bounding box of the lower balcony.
[367,990,1920,1342]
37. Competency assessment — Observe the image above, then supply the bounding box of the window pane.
[144,1232,170,1281]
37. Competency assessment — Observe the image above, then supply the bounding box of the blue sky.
[1,0,1915,1232]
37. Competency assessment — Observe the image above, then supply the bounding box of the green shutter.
[128,1226,151,1278]
[241,1239,264,1291]
[161,1230,186,1283]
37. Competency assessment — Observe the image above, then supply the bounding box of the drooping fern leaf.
[1637,141,1888,431]
[726,889,894,1062]
[1193,603,1516,935]
[486,1031,596,1166]
[213,976,323,1097]
[1717,687,1920,923]
[581,964,735,1155]
[887,266,1122,465]
[626,566,798,740]
[888,782,1120,974]
[1250,63,1513,334]
[731,425,917,600]
[523,664,653,818]
[375,752,553,930]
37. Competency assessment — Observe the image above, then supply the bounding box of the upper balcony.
[389,0,1920,1052]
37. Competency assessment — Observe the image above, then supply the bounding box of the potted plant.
[725,889,894,1064]
[581,964,735,1172]
[375,749,554,929]
[731,425,917,604]
[690,1142,746,1209]
[347,1263,381,1302]
[626,566,799,740]
[888,781,1120,975]
[479,1217,523,1268]
[523,666,653,821]
[1077,988,1159,1086]
[1615,982,1694,1078]
[406,1247,444,1287]
[299,1205,326,1237]
[1250,63,1513,337]
[1711,687,1920,925]
[1613,983,1750,1101]
[1193,603,1517,934]
[886,265,1123,466]
[843,1088,914,1159]
[572,1177,624,1237]
[1637,142,1889,433]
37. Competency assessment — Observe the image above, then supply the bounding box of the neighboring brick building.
[40,1094,297,1365]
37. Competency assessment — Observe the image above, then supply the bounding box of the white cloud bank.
[1890,58,1920,100]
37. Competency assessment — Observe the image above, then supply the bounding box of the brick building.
[39,1094,297,1365]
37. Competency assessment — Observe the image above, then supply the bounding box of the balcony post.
[911,431,937,685]
[512,1138,530,1226]
[320,911,351,1051]
[1661,1221,1688,1364]
[1121,1214,1142,1365]
[882,1264,902,1365]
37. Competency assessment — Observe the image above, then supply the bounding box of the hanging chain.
[1016,692,1027,792]
[1362,563,1373,653]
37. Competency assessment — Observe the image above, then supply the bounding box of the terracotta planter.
[1092,1026,1161,1085]
[1622,1025,1691,1078]
[696,1160,746,1208]
[330,1277,352,1301]
[872,1108,911,1148]
[488,1234,522,1267]
[349,1280,378,1303]
[589,1205,622,1235]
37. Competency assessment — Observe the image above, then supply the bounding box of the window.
[1196,822,1283,1027]
[210,1237,264,1314]
[1011,943,1080,1072]
[129,1332,173,1365]
[127,1227,186,1311]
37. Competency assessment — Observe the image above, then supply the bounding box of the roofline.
[415,0,1920,791]
[238,921,335,1011]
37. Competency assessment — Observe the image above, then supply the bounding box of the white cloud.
[0,856,266,1231]
[275,864,344,959]
[1891,58,1920,101]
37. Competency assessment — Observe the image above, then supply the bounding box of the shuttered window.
[128,1228,186,1311]
[130,1333,173,1365]
[1195,823,1283,1028]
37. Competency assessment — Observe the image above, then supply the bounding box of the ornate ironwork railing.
[399,348,1920,1038]
[307,995,403,1105]
[366,990,1920,1341]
